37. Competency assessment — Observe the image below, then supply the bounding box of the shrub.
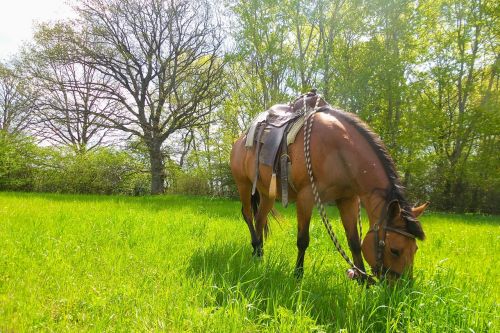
[32,147,147,195]
[0,132,38,191]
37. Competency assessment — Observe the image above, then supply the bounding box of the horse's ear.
[387,200,401,221]
[412,202,430,218]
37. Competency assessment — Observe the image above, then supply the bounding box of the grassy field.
[0,192,498,332]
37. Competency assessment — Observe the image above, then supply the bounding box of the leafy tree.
[230,0,292,110]
[413,0,499,211]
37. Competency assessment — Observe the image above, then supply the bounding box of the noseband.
[367,200,416,277]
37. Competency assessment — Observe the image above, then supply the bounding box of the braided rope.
[358,199,363,239]
[303,96,357,269]
[303,96,375,282]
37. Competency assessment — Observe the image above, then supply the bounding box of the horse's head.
[361,201,428,281]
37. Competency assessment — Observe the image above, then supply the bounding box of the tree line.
[0,0,498,213]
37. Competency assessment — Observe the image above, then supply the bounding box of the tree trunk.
[149,140,165,195]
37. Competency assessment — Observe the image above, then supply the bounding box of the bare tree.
[0,62,35,134]
[23,40,121,153]
[57,0,226,193]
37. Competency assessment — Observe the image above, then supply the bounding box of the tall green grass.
[0,192,498,332]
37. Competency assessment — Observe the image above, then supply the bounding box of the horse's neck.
[347,156,391,227]
[360,192,388,228]
[332,110,396,226]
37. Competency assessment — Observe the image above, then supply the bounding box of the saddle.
[245,105,299,207]
[245,91,325,207]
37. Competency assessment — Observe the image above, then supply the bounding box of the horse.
[230,92,427,281]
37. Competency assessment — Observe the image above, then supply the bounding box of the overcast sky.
[0,0,75,61]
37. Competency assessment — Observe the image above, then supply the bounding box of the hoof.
[346,268,359,280]
[294,267,304,280]
[252,247,264,258]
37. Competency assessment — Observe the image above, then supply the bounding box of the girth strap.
[280,125,290,207]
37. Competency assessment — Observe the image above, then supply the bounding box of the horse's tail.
[251,191,282,239]
[250,190,260,221]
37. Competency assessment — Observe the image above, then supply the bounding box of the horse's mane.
[323,106,426,240]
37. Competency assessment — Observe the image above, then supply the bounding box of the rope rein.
[358,200,363,239]
[302,95,370,279]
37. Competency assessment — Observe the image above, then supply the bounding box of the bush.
[32,147,148,195]
[0,132,38,191]
[166,161,237,197]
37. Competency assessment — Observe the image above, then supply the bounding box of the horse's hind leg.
[294,190,313,279]
[253,193,274,257]
[336,197,366,274]
[236,181,259,255]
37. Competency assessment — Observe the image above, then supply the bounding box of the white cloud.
[0,0,75,61]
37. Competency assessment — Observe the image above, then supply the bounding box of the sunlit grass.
[0,192,498,331]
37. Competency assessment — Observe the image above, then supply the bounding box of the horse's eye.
[390,248,401,257]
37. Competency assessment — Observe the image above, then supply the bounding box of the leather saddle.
[246,104,303,207]
[245,90,328,207]
[267,104,300,127]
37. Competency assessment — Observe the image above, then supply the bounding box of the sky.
[0,0,75,61]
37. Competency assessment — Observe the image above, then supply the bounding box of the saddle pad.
[286,116,305,145]
[245,111,268,147]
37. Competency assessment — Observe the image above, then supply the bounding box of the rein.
[302,95,414,283]
[303,95,374,282]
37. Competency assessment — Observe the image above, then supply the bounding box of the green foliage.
[0,193,497,331]
[0,137,147,195]
[1,0,498,212]
[227,0,500,213]
[0,132,38,191]
[167,159,237,198]
[32,148,147,195]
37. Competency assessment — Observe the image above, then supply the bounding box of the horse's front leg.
[294,190,313,279]
[336,197,367,278]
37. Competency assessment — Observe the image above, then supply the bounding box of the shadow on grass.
[184,241,442,331]
[186,241,358,329]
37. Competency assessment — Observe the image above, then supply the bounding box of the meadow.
[0,192,498,332]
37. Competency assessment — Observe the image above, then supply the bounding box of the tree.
[414,0,500,211]
[22,25,120,153]
[54,0,225,194]
[230,0,292,110]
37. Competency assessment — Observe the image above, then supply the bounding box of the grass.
[0,192,498,332]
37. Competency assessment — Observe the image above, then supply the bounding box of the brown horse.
[230,93,427,281]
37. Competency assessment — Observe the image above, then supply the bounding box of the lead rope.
[358,199,363,239]
[303,96,372,281]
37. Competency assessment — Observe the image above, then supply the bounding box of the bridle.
[367,199,417,277]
